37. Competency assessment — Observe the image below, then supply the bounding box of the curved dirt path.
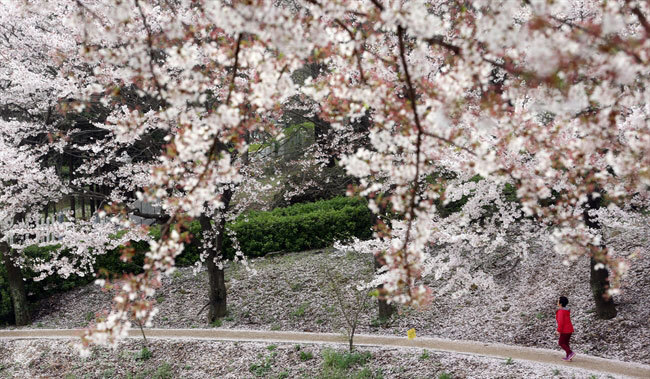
[2,328,649,378]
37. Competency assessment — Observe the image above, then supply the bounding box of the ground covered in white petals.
[8,224,649,367]
[0,339,613,379]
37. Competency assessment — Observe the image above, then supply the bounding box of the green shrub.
[0,240,150,324]
[225,197,372,258]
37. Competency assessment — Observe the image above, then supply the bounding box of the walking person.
[556,296,575,361]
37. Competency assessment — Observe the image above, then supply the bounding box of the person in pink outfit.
[556,296,575,361]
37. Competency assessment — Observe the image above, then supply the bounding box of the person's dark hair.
[559,296,569,307]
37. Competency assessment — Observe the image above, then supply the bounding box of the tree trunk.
[583,190,617,320]
[0,240,30,326]
[590,257,617,319]
[69,157,76,219]
[374,253,395,322]
[199,189,233,323]
[89,186,96,216]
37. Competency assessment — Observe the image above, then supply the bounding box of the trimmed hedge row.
[226,198,372,256]
[0,196,372,324]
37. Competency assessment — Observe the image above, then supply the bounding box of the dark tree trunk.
[199,189,233,323]
[69,157,76,219]
[590,257,617,319]
[0,240,30,326]
[81,194,86,220]
[374,253,395,322]
[583,191,617,320]
[89,186,96,216]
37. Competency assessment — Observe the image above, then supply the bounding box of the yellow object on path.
[407,328,416,340]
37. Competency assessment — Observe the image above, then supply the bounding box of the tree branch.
[630,4,650,36]
[134,0,166,97]
[426,36,461,55]
[369,0,384,11]
[225,33,243,107]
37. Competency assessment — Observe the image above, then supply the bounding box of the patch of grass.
[354,367,373,378]
[322,349,371,370]
[156,296,165,304]
[130,368,153,379]
[319,349,379,379]
[137,347,152,361]
[294,344,301,351]
[152,363,173,379]
[438,373,453,379]
[299,351,314,361]
[249,352,276,377]
[211,318,223,327]
[277,372,289,379]
[535,312,544,320]
[64,374,76,379]
[118,350,130,361]
[505,357,514,365]
[37,322,44,328]
[291,302,309,318]
[267,344,277,351]
[369,318,385,328]
[102,368,115,378]
[271,323,281,331]
[84,312,94,322]
[553,369,560,376]
[290,282,303,292]
[172,270,182,279]
[419,349,430,360]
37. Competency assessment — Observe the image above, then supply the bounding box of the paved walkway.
[1,328,649,378]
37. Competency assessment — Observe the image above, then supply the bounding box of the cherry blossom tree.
[0,1,157,325]
[7,0,643,349]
